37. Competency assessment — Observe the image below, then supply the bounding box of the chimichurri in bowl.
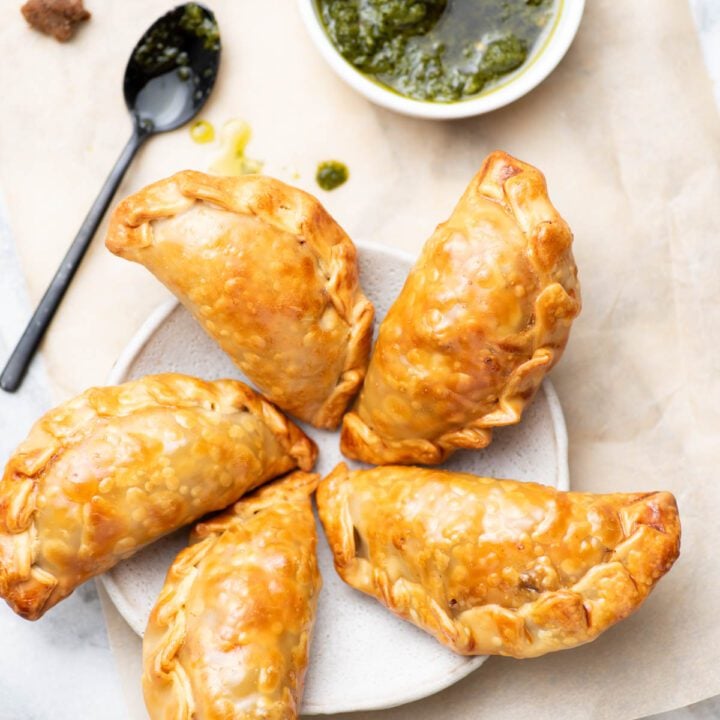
[298,0,584,119]
[317,0,553,103]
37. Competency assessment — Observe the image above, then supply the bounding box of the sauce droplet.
[190,119,215,143]
[316,160,349,191]
[210,119,263,176]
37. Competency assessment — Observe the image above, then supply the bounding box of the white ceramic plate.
[100,240,569,715]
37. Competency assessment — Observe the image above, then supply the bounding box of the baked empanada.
[318,464,680,658]
[341,151,581,465]
[0,373,316,620]
[143,471,321,720]
[106,171,374,429]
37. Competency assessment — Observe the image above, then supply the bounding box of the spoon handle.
[0,126,150,393]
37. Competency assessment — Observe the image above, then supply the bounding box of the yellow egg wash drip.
[190,120,215,144]
[210,119,263,176]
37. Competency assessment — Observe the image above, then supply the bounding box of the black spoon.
[0,3,221,393]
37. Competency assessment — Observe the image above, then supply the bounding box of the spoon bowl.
[125,3,220,133]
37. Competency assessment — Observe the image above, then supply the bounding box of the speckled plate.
[100,240,569,715]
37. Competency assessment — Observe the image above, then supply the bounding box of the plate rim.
[98,239,569,714]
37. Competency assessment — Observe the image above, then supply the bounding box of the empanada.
[106,171,374,429]
[143,471,321,720]
[0,373,316,620]
[318,464,680,658]
[341,151,581,464]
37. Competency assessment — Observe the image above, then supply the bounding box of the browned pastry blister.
[317,464,680,658]
[0,373,316,620]
[143,471,321,720]
[341,151,581,465]
[106,171,374,429]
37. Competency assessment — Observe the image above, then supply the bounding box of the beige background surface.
[2,1,720,718]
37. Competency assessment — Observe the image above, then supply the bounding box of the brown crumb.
[21,0,90,42]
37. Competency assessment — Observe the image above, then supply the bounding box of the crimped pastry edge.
[340,150,581,465]
[0,374,317,620]
[106,170,375,429]
[142,471,320,718]
[317,463,680,659]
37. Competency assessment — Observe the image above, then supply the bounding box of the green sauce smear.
[179,3,221,51]
[316,161,349,190]
[317,0,553,102]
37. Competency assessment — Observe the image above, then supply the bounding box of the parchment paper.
[1,1,719,718]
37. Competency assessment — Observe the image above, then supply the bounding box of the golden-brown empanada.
[0,373,316,620]
[318,464,680,658]
[106,171,374,429]
[143,471,321,720]
[341,151,581,464]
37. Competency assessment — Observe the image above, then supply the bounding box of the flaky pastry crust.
[106,171,374,429]
[0,373,316,620]
[317,464,680,658]
[143,472,321,720]
[341,151,581,464]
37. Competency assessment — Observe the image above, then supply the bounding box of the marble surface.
[690,0,720,108]
[0,205,125,719]
[1,2,719,719]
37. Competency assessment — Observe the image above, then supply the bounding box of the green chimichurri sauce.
[132,3,219,77]
[317,0,554,102]
[316,161,349,190]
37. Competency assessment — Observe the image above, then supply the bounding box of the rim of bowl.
[297,0,585,119]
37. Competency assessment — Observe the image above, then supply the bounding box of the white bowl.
[298,0,585,119]
[100,240,569,714]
